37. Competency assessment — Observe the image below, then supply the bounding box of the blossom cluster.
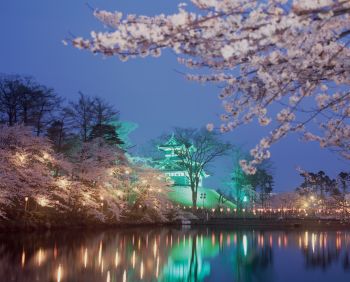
[0,125,172,223]
[72,0,350,173]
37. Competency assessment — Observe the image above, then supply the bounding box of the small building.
[152,134,235,209]
[156,134,208,187]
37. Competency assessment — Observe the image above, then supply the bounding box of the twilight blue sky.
[0,1,348,192]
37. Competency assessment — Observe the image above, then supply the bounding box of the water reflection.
[1,228,350,281]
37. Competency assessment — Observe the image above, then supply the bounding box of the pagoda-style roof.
[155,157,183,171]
[158,134,182,150]
[155,134,210,187]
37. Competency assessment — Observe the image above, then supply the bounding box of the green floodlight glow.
[243,196,248,202]
[168,187,236,209]
[154,135,237,209]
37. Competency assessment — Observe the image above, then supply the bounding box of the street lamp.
[200,193,206,208]
[24,197,29,212]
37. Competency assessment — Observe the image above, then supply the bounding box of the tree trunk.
[188,235,198,281]
[191,187,197,208]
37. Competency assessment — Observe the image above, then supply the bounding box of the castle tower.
[157,134,208,187]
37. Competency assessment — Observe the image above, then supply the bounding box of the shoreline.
[191,217,350,230]
[2,218,350,233]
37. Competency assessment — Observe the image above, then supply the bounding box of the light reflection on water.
[1,227,350,281]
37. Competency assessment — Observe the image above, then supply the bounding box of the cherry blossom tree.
[54,137,126,223]
[0,125,61,219]
[125,166,173,222]
[0,124,180,225]
[71,0,350,173]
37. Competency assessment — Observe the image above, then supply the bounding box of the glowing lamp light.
[57,178,69,189]
[16,153,27,164]
[57,264,62,282]
[123,270,126,282]
[212,208,215,212]
[243,235,248,256]
[42,152,50,160]
[243,196,248,202]
[25,197,28,202]
[37,197,49,207]
[21,250,25,267]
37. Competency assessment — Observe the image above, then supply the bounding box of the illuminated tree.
[268,192,302,210]
[172,128,231,208]
[230,160,254,211]
[0,124,64,219]
[72,0,350,173]
[296,169,337,211]
[0,123,176,225]
[229,148,274,210]
[126,167,173,222]
[335,172,350,214]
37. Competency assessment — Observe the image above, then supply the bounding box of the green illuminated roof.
[156,157,182,171]
[156,134,209,188]
[158,134,182,150]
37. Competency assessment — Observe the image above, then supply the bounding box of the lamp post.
[23,197,29,223]
[24,197,28,212]
[200,193,206,208]
[200,193,207,221]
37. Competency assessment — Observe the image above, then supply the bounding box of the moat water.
[1,226,350,281]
